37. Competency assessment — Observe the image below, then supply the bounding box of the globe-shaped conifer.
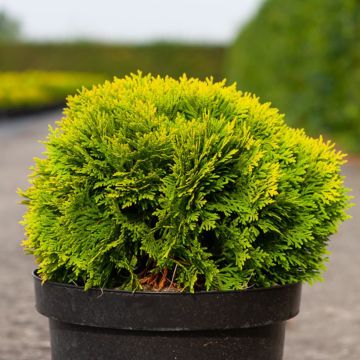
[21,73,350,292]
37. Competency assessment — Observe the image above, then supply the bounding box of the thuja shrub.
[21,73,350,292]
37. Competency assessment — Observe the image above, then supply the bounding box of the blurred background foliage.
[0,10,21,42]
[0,71,105,115]
[0,43,225,80]
[1,1,359,153]
[227,0,360,152]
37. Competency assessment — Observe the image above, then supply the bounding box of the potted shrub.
[20,73,350,360]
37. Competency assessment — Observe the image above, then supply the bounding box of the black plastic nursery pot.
[33,271,302,360]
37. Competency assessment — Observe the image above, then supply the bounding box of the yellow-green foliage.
[0,71,106,111]
[21,73,350,292]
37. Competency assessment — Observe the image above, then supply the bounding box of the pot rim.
[32,269,299,296]
[33,269,302,331]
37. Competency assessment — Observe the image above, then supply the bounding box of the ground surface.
[0,111,359,360]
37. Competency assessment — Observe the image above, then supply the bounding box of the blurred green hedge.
[0,71,105,112]
[227,0,360,152]
[0,43,226,81]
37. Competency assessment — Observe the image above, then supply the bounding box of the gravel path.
[0,112,359,360]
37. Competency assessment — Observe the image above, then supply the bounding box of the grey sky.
[0,0,263,43]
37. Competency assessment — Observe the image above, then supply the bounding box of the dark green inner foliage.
[21,73,350,292]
